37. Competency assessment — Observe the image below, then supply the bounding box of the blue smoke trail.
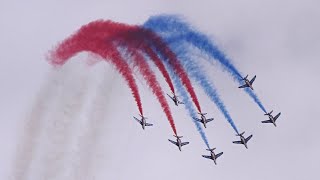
[142,51,211,149]
[144,14,267,113]
[171,44,239,134]
[245,88,267,113]
[168,64,211,149]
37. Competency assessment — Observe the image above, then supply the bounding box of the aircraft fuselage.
[267,114,277,127]
[201,115,207,128]
[177,138,182,151]
[210,152,217,164]
[173,97,179,106]
[141,117,147,129]
[240,136,248,148]
[245,79,254,90]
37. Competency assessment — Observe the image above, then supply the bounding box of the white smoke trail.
[12,58,130,180]
[29,61,91,180]
[12,65,73,180]
[64,64,118,180]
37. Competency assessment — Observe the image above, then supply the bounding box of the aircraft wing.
[168,139,178,146]
[274,113,281,121]
[207,118,214,122]
[202,155,212,160]
[250,75,256,84]
[167,94,175,101]
[245,135,253,143]
[181,142,189,146]
[145,123,153,126]
[232,141,243,144]
[133,117,142,124]
[178,101,184,104]
[238,84,249,88]
[261,120,272,123]
[216,152,223,159]
[193,117,202,122]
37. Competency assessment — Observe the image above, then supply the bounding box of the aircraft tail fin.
[139,114,147,119]
[237,131,245,136]
[198,112,207,115]
[173,135,183,138]
[265,110,273,116]
[206,148,216,151]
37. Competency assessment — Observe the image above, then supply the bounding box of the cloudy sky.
[1,0,319,179]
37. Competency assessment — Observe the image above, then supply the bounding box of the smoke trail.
[142,45,175,94]
[144,15,267,113]
[114,25,210,147]
[163,59,210,149]
[113,30,176,95]
[12,68,72,180]
[108,24,203,113]
[123,47,178,135]
[173,44,239,134]
[66,65,117,180]
[48,21,144,116]
[245,88,267,113]
[140,29,203,113]
[30,62,91,180]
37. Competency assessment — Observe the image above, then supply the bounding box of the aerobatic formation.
[48,15,281,165]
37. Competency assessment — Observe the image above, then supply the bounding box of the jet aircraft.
[238,75,256,90]
[232,131,253,149]
[202,148,223,165]
[133,115,153,130]
[168,135,189,151]
[193,113,214,128]
[167,93,184,106]
[262,110,281,127]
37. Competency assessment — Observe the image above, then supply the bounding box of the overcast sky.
[1,0,320,180]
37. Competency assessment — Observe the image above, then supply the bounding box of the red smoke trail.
[110,24,203,113]
[48,21,144,116]
[49,20,179,134]
[72,20,198,113]
[142,45,175,95]
[124,47,177,135]
[108,28,179,135]
[76,21,196,111]
[103,24,176,95]
[140,29,202,113]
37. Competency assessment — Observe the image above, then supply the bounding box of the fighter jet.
[168,135,189,151]
[262,110,281,127]
[238,75,256,90]
[133,114,153,130]
[232,131,253,149]
[193,113,214,128]
[202,148,223,165]
[167,93,184,106]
